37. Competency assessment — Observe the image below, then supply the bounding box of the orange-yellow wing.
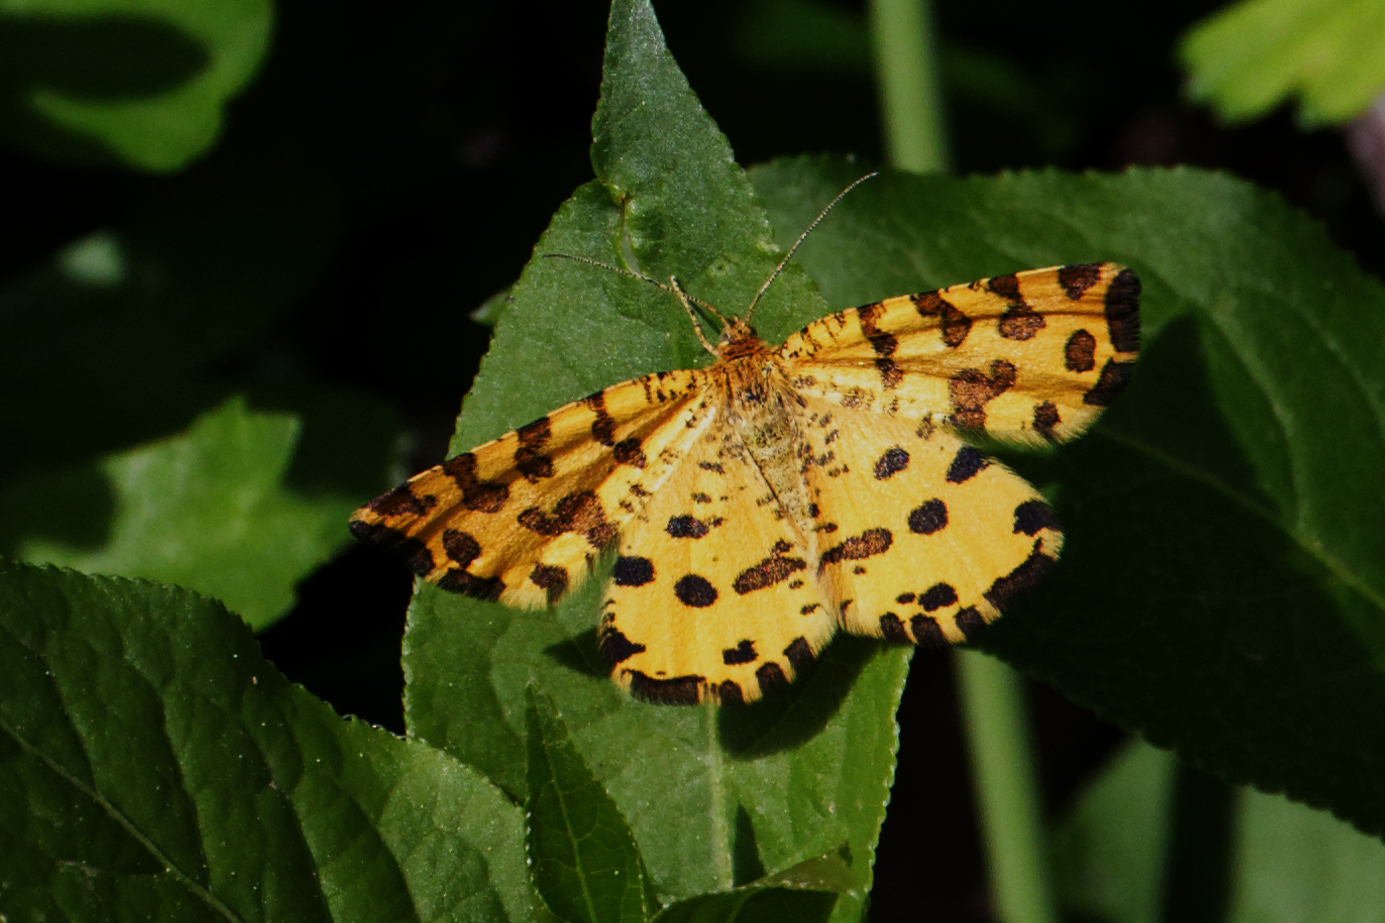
[796,396,1061,644]
[350,370,714,608]
[597,418,836,705]
[777,263,1140,445]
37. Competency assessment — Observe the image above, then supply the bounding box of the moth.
[351,179,1140,705]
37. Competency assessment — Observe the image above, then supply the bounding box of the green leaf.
[650,849,851,923]
[1053,741,1385,923]
[0,0,273,170]
[1180,0,1385,126]
[0,560,543,922]
[750,156,1385,840]
[525,689,658,923]
[8,397,357,630]
[404,4,899,922]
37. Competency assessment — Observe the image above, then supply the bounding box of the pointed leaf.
[526,690,657,923]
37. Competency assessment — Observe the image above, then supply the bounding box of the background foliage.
[3,0,1385,921]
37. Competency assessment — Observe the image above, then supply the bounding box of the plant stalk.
[867,0,949,172]
[956,650,1058,923]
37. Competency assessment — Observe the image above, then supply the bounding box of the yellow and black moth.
[351,193,1139,705]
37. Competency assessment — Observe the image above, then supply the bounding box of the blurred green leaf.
[525,690,658,923]
[1053,740,1385,923]
[0,560,543,921]
[1180,0,1385,126]
[1052,741,1173,923]
[0,0,273,170]
[0,177,338,481]
[9,397,357,630]
[753,156,1385,842]
[403,5,901,923]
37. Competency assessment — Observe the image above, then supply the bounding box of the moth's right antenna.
[743,171,879,322]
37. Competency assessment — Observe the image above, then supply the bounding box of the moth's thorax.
[714,327,817,549]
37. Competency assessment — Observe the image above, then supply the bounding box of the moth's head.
[714,316,764,359]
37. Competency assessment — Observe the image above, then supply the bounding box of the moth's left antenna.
[743,171,878,322]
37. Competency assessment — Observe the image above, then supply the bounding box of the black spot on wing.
[1105,268,1142,353]
[437,568,504,601]
[442,529,483,568]
[629,671,703,705]
[723,640,758,665]
[674,574,718,608]
[529,564,569,605]
[1058,263,1102,300]
[756,662,788,696]
[907,499,947,535]
[733,552,807,595]
[946,446,989,483]
[1065,329,1097,372]
[1033,402,1060,442]
[913,291,972,347]
[1083,359,1136,406]
[919,583,957,611]
[873,446,910,480]
[442,453,509,513]
[613,556,654,587]
[717,680,745,705]
[820,528,893,569]
[879,613,911,642]
[666,515,709,539]
[910,614,948,647]
[784,637,814,672]
[517,491,617,547]
[1013,500,1060,536]
[350,520,436,576]
[515,416,555,482]
[955,607,987,641]
[366,484,437,518]
[613,437,647,468]
[599,628,646,666]
[984,541,1056,610]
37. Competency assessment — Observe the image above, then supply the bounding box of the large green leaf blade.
[0,561,542,922]
[402,4,903,921]
[751,156,1385,839]
[1179,0,1385,126]
[0,0,273,170]
[525,690,657,923]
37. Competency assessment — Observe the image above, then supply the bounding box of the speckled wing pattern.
[597,418,837,705]
[349,370,713,608]
[351,261,1139,705]
[777,262,1140,444]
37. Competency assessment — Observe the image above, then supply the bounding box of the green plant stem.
[956,650,1057,923]
[867,0,949,172]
